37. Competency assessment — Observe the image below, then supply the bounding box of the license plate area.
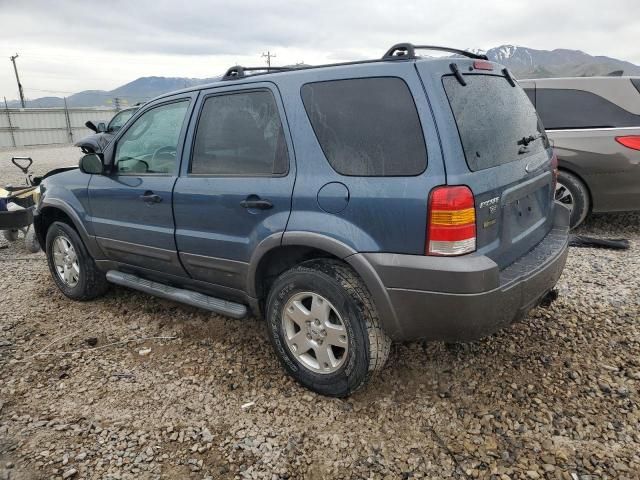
[505,188,548,235]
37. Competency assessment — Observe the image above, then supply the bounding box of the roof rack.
[382,43,489,61]
[222,65,293,81]
[219,43,489,82]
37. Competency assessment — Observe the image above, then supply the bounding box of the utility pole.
[262,51,276,69]
[10,54,26,108]
[113,97,122,111]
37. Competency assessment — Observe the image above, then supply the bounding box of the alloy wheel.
[52,235,80,287]
[555,182,574,212]
[282,291,349,374]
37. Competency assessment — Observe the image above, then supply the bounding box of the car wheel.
[555,171,590,229]
[45,221,109,300]
[266,259,390,397]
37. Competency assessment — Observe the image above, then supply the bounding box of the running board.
[106,270,248,319]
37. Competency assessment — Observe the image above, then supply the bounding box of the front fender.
[34,173,103,259]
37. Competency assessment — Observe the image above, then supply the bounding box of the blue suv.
[34,44,570,396]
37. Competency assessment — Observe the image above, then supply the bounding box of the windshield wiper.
[517,132,545,147]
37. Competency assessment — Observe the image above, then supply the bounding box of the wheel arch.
[35,202,100,257]
[248,232,398,335]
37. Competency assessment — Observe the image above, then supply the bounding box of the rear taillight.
[615,136,640,151]
[427,186,476,256]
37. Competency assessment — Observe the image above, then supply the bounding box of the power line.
[10,54,26,108]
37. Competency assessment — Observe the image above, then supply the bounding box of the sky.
[1,0,639,102]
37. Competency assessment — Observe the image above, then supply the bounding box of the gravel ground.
[1,145,639,479]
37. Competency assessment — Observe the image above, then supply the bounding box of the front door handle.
[140,191,162,204]
[240,197,273,210]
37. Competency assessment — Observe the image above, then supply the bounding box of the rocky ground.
[1,145,639,479]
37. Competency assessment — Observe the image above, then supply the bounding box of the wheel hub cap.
[52,235,80,287]
[282,292,348,374]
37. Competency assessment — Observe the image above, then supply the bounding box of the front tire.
[45,221,108,300]
[265,259,390,397]
[555,170,590,229]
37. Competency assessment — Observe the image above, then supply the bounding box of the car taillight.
[615,135,640,151]
[427,186,476,256]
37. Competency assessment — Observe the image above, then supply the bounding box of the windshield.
[443,74,548,171]
[108,109,137,133]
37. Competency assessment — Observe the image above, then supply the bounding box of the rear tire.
[45,221,108,300]
[265,259,390,397]
[555,170,589,229]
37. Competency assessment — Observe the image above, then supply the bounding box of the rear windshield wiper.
[517,132,544,147]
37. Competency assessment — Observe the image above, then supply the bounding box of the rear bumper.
[356,204,570,341]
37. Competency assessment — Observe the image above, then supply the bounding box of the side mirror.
[79,153,104,175]
[85,120,107,133]
[85,120,98,133]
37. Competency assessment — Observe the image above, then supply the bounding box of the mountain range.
[7,45,640,108]
[483,45,640,79]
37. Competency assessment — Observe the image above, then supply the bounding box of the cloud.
[1,0,639,99]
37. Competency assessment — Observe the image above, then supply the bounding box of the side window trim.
[187,86,291,178]
[111,95,195,177]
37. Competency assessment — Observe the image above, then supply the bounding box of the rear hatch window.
[443,74,547,171]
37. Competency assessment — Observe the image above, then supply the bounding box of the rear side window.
[301,77,427,176]
[632,79,640,95]
[443,75,547,171]
[536,88,640,129]
[191,90,288,176]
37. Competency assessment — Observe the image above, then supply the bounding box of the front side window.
[191,90,288,176]
[301,77,427,176]
[115,101,189,175]
[108,108,137,133]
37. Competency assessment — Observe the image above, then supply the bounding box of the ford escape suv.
[520,76,640,228]
[34,43,569,397]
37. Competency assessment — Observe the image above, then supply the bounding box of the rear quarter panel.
[549,128,640,212]
[275,61,447,255]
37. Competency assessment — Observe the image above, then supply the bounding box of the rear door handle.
[140,191,162,203]
[240,197,273,210]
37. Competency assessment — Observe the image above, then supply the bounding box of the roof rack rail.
[382,43,489,61]
[222,65,293,81]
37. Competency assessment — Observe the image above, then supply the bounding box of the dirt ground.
[1,145,639,479]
